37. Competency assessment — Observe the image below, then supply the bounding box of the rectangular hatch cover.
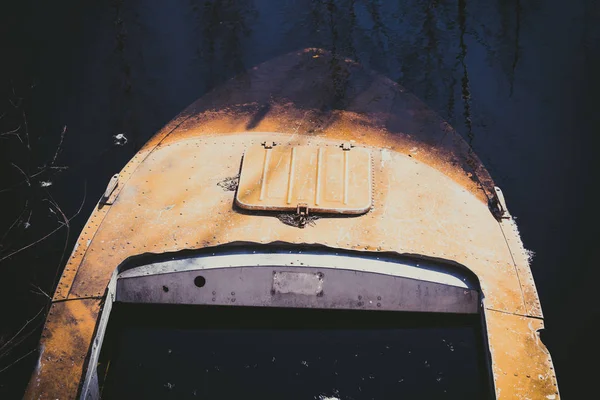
[236,144,372,214]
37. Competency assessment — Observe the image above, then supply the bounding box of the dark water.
[100,305,487,399]
[0,0,598,398]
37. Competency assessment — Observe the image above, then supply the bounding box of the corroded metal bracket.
[100,174,119,205]
[489,186,510,220]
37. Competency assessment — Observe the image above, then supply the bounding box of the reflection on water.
[0,0,598,398]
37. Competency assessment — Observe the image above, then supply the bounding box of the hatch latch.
[340,142,354,151]
[261,141,276,149]
[296,203,309,228]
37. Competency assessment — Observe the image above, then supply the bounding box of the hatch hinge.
[100,174,119,205]
[340,142,354,151]
[261,141,276,149]
[296,203,309,228]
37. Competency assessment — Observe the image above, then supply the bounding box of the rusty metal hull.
[25,49,559,399]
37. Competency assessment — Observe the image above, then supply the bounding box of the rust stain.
[24,299,100,399]
[26,49,557,399]
[140,48,495,203]
[65,136,523,312]
[485,309,559,399]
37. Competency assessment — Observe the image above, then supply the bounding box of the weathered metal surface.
[26,49,558,399]
[494,187,544,318]
[236,144,372,214]
[116,266,479,314]
[64,135,525,313]
[273,271,324,296]
[117,251,478,289]
[485,309,559,399]
[23,299,101,398]
[139,48,496,203]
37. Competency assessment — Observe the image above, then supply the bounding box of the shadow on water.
[0,0,599,398]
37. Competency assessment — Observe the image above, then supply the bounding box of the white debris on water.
[113,133,128,146]
[316,389,341,400]
[40,181,52,187]
[301,360,309,367]
[442,339,455,352]
[525,248,536,263]
[507,215,536,266]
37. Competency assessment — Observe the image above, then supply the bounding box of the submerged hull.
[26,49,558,399]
